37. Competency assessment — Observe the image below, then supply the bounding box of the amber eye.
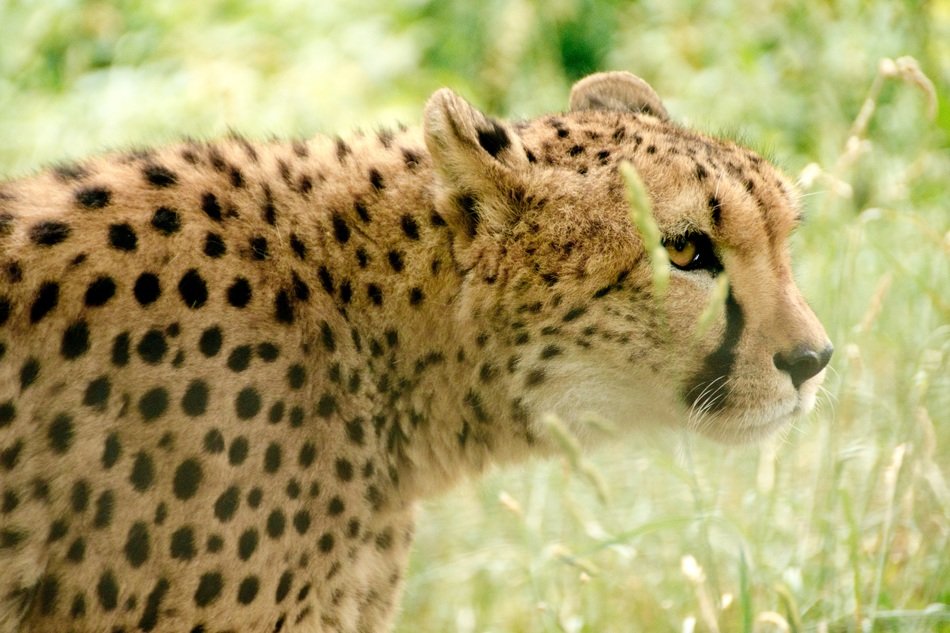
[662,232,723,274]
[665,235,698,268]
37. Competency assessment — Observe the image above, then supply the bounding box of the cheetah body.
[0,73,831,632]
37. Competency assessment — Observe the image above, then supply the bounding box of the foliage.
[1,1,947,630]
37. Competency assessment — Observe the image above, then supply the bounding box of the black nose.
[773,344,833,389]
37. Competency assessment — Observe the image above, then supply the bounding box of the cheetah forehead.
[512,109,801,242]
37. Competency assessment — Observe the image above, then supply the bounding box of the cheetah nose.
[773,343,834,389]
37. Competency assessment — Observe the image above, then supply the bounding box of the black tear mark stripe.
[682,290,744,413]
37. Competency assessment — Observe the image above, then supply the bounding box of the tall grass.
[1,1,947,631]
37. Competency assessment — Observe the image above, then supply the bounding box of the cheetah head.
[424,71,832,444]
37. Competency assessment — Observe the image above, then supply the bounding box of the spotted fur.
[0,72,830,632]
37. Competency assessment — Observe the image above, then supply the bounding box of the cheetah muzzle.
[0,71,831,632]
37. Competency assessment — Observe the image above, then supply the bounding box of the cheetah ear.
[424,88,530,236]
[569,71,669,120]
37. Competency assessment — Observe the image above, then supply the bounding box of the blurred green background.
[1,1,947,631]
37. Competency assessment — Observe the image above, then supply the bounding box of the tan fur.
[0,72,830,632]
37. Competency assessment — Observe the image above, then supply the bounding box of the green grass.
[1,1,947,631]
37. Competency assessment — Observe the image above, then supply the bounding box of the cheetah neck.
[290,131,546,503]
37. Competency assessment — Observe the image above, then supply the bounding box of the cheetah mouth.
[691,396,801,444]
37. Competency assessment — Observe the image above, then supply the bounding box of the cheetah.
[0,71,832,632]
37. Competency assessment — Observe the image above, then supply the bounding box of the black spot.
[67,481,89,513]
[263,443,281,474]
[97,570,119,611]
[353,199,372,223]
[229,166,244,188]
[335,459,353,482]
[292,510,311,535]
[124,522,150,568]
[144,164,177,187]
[289,405,304,427]
[138,578,169,632]
[224,276,252,308]
[355,247,369,268]
[266,509,286,538]
[237,576,259,605]
[30,221,71,246]
[30,281,60,323]
[247,488,263,508]
[76,186,111,209]
[709,195,723,226]
[203,429,225,454]
[340,280,352,303]
[202,193,222,221]
[131,272,161,306]
[316,394,337,418]
[151,207,181,235]
[287,364,306,390]
[464,390,490,423]
[47,520,68,542]
[401,215,422,241]
[228,437,249,465]
[331,214,350,244]
[526,368,546,386]
[477,120,511,158]
[384,250,405,273]
[93,490,115,527]
[59,320,90,359]
[214,487,240,522]
[84,276,116,307]
[298,442,317,468]
[101,434,121,469]
[269,405,287,431]
[320,321,336,352]
[170,526,197,559]
[227,345,252,372]
[182,380,210,416]
[173,458,202,500]
[178,269,208,309]
[455,193,479,236]
[235,388,261,419]
[367,284,383,306]
[276,572,293,603]
[274,290,294,323]
[249,236,269,260]
[207,534,224,553]
[257,342,280,361]
[368,168,384,191]
[20,357,40,388]
[137,329,167,364]
[108,223,137,251]
[562,306,587,322]
[2,489,20,513]
[292,273,310,302]
[408,287,424,306]
[194,573,223,607]
[130,451,155,491]
[69,592,86,618]
[66,538,85,562]
[48,414,74,453]
[238,529,259,560]
[318,533,335,553]
[328,496,345,516]
[0,401,16,429]
[290,233,306,259]
[199,326,223,357]
[540,345,562,359]
[200,232,227,259]
[138,387,169,421]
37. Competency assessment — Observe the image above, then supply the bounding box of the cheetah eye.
[663,232,723,273]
